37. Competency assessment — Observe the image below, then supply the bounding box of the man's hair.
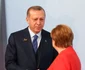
[51,24,74,48]
[27,6,45,16]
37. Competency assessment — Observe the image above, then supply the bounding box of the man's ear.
[26,17,28,21]
[26,16,29,23]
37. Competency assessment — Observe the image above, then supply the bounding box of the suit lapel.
[21,28,36,64]
[36,30,49,66]
[39,30,48,49]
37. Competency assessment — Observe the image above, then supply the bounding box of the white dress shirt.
[28,27,41,48]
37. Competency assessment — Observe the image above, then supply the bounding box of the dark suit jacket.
[5,27,58,70]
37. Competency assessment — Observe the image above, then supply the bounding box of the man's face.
[26,9,45,34]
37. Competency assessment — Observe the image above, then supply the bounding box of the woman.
[48,24,81,70]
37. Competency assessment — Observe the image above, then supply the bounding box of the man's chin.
[35,30,41,33]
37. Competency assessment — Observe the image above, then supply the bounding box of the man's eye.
[40,18,44,21]
[34,19,37,21]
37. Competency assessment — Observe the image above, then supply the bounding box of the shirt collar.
[28,27,41,38]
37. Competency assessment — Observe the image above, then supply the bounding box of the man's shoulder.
[42,29,51,37]
[10,27,28,36]
[42,29,50,34]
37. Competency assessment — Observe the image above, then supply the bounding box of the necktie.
[33,35,38,52]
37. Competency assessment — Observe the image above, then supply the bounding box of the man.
[5,6,58,70]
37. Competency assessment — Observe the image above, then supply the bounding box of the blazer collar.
[22,27,36,65]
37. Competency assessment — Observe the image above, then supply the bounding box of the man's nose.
[37,20,41,24]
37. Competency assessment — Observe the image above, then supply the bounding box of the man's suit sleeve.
[5,33,25,70]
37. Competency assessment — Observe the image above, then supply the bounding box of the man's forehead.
[29,10,45,17]
[30,9,44,13]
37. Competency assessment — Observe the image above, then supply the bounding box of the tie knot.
[33,35,38,40]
